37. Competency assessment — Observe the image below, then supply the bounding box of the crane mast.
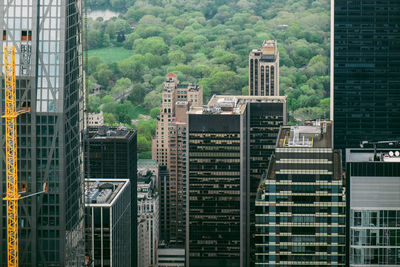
[3,46,19,267]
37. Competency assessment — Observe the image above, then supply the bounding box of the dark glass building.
[346,147,400,266]
[255,121,346,266]
[84,126,137,266]
[85,179,131,267]
[187,95,286,267]
[333,1,400,150]
[0,1,85,265]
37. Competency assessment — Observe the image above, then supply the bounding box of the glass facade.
[85,179,131,267]
[187,96,287,267]
[350,210,400,265]
[255,123,346,266]
[188,114,243,267]
[0,0,84,266]
[334,1,400,150]
[249,102,286,265]
[84,126,137,266]
[347,148,400,266]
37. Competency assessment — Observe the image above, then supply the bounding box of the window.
[21,30,32,41]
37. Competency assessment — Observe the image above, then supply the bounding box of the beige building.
[153,73,202,165]
[249,40,280,96]
[152,73,202,245]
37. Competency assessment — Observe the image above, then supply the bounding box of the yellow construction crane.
[3,45,19,267]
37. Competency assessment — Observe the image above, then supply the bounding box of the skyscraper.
[333,1,400,150]
[153,73,203,245]
[249,40,280,96]
[84,126,137,266]
[346,147,400,266]
[85,179,131,267]
[0,1,84,265]
[255,121,346,266]
[153,73,202,166]
[187,95,286,267]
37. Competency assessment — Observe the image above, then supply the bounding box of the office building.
[84,179,131,267]
[255,121,346,266]
[157,246,185,267]
[187,95,286,267]
[153,73,202,245]
[0,1,84,265]
[137,173,159,267]
[84,126,137,266]
[249,40,280,96]
[346,147,400,266]
[333,2,400,150]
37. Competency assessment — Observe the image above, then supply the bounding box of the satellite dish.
[389,151,394,157]
[395,151,400,157]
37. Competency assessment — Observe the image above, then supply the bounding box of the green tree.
[88,57,104,75]
[118,55,146,81]
[133,37,169,56]
[88,95,101,113]
[150,107,160,119]
[143,92,162,109]
[95,64,113,86]
[111,78,132,98]
[128,83,146,105]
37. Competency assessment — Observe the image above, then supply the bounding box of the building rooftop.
[188,95,286,115]
[85,179,130,206]
[250,40,278,61]
[346,147,400,163]
[277,120,332,148]
[137,159,157,168]
[87,125,136,140]
[138,171,156,200]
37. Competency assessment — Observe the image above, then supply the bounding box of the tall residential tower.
[249,40,280,96]
[153,73,203,246]
[0,1,85,265]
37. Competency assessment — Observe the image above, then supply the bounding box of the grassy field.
[88,47,133,63]
[129,106,148,119]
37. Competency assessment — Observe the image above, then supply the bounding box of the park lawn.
[88,47,133,63]
[129,105,148,119]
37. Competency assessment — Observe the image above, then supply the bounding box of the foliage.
[86,0,331,155]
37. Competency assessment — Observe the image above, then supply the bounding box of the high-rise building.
[187,95,286,267]
[159,165,170,242]
[0,1,84,265]
[84,179,131,267]
[255,121,346,266]
[249,40,280,96]
[153,73,202,166]
[84,126,137,266]
[346,147,400,266]
[157,246,185,267]
[333,1,400,150]
[153,73,202,245]
[137,172,159,267]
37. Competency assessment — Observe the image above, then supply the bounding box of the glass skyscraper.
[187,95,286,267]
[255,122,346,266]
[333,1,400,150]
[0,0,84,265]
